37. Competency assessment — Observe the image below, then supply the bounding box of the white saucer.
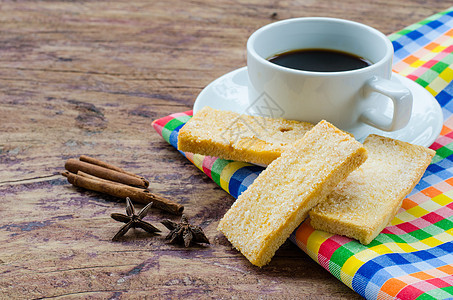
[194,67,443,147]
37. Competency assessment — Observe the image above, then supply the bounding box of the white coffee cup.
[247,17,412,132]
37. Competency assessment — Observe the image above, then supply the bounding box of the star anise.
[161,214,210,247]
[110,197,160,241]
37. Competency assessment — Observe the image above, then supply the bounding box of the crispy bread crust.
[177,106,313,165]
[309,134,435,245]
[218,121,367,266]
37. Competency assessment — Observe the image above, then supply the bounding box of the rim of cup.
[247,17,394,76]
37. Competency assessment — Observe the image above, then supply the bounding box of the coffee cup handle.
[359,76,413,131]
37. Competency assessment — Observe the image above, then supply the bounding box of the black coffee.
[268,49,372,72]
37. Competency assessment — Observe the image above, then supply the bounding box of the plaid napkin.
[152,7,453,300]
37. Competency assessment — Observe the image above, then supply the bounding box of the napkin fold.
[152,7,453,300]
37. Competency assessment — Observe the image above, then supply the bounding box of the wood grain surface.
[0,1,450,298]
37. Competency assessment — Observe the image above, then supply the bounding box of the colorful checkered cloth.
[152,8,453,300]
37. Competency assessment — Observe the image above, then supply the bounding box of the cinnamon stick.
[65,158,149,188]
[141,190,184,215]
[62,171,184,215]
[78,171,129,187]
[79,155,147,182]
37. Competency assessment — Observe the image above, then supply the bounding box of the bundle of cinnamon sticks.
[62,155,184,215]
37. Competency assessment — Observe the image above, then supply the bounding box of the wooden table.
[1,1,450,298]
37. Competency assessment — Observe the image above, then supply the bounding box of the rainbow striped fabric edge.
[152,7,453,300]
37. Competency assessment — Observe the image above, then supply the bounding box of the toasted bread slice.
[309,134,435,245]
[177,106,313,165]
[217,120,368,267]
